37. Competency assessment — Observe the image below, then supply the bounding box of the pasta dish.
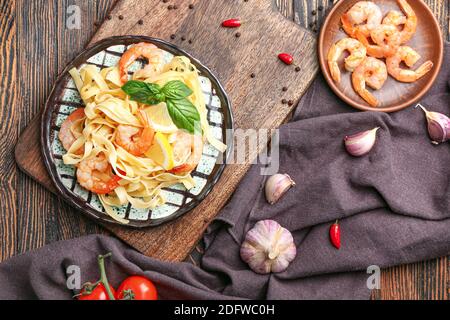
[59,42,226,223]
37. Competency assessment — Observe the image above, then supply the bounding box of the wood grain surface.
[2,0,449,300]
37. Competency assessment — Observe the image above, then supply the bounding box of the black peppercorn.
[282,86,288,92]
[118,15,123,20]
[162,0,168,2]
[189,4,194,9]
[235,32,241,38]
[188,39,193,44]
[288,100,294,106]
[170,34,176,39]
[318,5,324,11]
[173,5,178,9]
[295,66,301,72]
[250,73,256,78]
[168,5,173,10]
[107,14,112,20]
[138,19,143,25]
[282,99,287,104]
[312,10,317,15]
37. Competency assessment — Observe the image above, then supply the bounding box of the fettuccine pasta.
[60,43,226,224]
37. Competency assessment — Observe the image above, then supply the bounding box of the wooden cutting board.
[15,0,318,262]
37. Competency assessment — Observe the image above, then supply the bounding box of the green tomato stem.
[97,253,115,300]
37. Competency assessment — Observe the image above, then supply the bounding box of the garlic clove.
[265,174,296,205]
[416,104,450,145]
[344,127,380,157]
[240,220,297,274]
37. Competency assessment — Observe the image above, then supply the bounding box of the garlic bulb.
[265,174,295,205]
[344,127,380,157]
[417,104,450,145]
[240,220,297,274]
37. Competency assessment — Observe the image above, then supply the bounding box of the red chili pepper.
[329,220,341,250]
[278,53,294,65]
[222,19,241,28]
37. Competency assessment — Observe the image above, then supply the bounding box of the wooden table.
[1,0,448,300]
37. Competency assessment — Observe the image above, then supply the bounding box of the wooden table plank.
[1,0,448,300]
[0,0,117,262]
[0,0,18,261]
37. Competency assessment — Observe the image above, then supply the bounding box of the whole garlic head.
[240,220,297,274]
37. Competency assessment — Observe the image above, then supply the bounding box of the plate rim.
[40,35,234,228]
[318,0,444,113]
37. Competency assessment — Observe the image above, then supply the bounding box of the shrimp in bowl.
[325,0,435,108]
[341,1,383,38]
[352,57,387,107]
[386,46,433,83]
[328,38,367,83]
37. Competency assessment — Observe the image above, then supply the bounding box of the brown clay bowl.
[318,0,443,112]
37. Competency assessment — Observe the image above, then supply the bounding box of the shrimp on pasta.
[62,43,227,224]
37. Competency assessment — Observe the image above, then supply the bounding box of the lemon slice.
[144,102,178,133]
[145,132,174,170]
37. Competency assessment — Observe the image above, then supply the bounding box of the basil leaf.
[122,80,201,133]
[162,80,193,100]
[166,98,201,134]
[122,80,163,105]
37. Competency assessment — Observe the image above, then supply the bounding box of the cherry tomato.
[78,283,116,300]
[116,276,158,300]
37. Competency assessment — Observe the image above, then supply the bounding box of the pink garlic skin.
[418,105,450,144]
[344,127,379,157]
[427,113,450,143]
[265,174,296,205]
[240,220,297,274]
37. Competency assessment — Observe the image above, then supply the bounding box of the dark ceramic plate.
[318,0,443,112]
[41,36,233,228]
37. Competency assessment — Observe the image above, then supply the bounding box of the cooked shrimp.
[115,110,155,156]
[169,131,204,175]
[341,1,382,38]
[352,57,388,107]
[59,108,85,154]
[390,0,417,44]
[370,25,402,48]
[356,25,399,59]
[386,46,433,83]
[118,42,165,84]
[76,153,121,194]
[382,10,407,27]
[327,38,367,83]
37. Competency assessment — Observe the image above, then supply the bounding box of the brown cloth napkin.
[0,45,449,300]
